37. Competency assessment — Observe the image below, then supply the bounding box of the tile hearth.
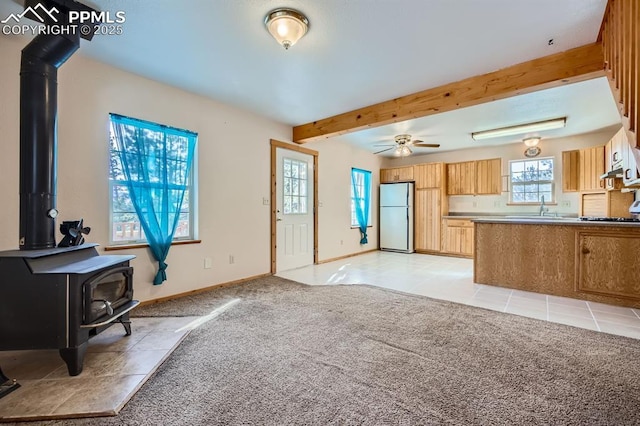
[0,316,196,423]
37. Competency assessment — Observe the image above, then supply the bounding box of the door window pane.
[283,158,308,215]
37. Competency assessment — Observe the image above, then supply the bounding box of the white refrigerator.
[379,182,414,253]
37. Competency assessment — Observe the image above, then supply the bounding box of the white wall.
[0,35,292,302]
[0,35,383,301]
[304,138,383,261]
[383,126,625,216]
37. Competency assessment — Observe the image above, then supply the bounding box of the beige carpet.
[19,276,640,425]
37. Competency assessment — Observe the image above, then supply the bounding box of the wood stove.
[0,244,138,376]
[0,0,139,383]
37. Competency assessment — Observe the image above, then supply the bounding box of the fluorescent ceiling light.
[471,117,566,141]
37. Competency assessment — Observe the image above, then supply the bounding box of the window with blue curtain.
[351,168,372,244]
[109,113,197,285]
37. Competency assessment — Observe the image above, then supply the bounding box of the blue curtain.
[110,114,197,285]
[351,168,371,244]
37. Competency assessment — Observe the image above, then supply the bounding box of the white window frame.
[350,168,372,227]
[509,156,555,204]
[108,118,198,245]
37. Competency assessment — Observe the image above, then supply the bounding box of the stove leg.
[120,319,132,336]
[118,313,132,336]
[59,341,88,376]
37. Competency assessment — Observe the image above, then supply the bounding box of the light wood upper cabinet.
[562,150,580,192]
[446,161,476,195]
[441,218,474,258]
[447,159,500,195]
[380,166,414,183]
[414,162,445,189]
[578,146,605,192]
[475,158,502,195]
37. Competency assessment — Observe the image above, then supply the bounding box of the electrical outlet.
[493,200,501,207]
[561,200,571,208]
[204,257,212,269]
[472,201,478,208]
[229,255,234,264]
[340,240,343,245]
[262,197,269,205]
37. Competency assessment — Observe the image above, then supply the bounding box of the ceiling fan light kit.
[373,134,440,156]
[264,8,309,50]
[471,117,566,141]
[394,145,412,157]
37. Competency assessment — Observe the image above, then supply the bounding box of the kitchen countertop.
[472,217,640,226]
[442,215,477,219]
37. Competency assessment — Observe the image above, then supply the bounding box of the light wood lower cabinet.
[474,221,640,308]
[577,230,640,300]
[441,218,474,258]
[415,189,443,252]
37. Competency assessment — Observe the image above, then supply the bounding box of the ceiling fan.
[373,134,440,156]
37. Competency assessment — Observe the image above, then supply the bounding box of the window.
[351,168,372,227]
[283,158,308,214]
[509,157,554,204]
[109,114,197,244]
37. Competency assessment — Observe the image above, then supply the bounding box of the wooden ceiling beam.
[292,42,606,143]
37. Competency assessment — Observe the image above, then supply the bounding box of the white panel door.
[276,148,314,272]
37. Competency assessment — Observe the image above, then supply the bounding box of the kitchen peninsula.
[474,217,640,308]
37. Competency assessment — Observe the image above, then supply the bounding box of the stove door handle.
[94,299,114,316]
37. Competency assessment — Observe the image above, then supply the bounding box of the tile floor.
[0,316,197,422]
[277,251,640,340]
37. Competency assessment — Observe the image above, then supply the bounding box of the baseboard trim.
[317,249,378,264]
[415,249,473,259]
[138,272,272,307]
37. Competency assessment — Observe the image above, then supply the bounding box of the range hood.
[600,168,624,179]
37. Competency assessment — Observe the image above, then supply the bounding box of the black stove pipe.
[19,32,80,250]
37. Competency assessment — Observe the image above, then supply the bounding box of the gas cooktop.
[579,216,640,222]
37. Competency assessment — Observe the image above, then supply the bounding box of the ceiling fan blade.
[373,147,395,154]
[413,143,441,148]
[372,144,395,147]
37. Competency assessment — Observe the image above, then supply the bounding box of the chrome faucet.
[539,195,548,216]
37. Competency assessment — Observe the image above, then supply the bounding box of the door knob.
[582,247,590,254]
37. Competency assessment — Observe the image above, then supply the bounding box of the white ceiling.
[1,0,619,155]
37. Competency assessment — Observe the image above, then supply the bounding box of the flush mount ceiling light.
[523,137,541,147]
[264,8,309,50]
[471,117,566,141]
